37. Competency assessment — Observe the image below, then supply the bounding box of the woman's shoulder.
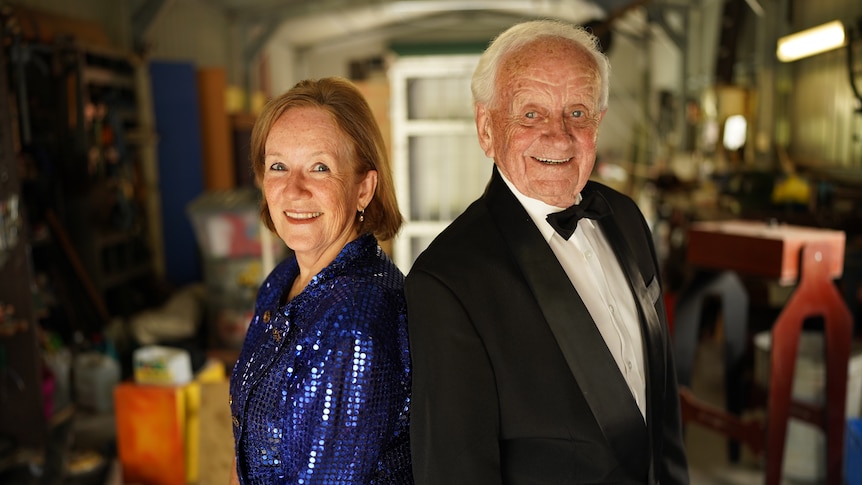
[318,263,406,331]
[330,265,406,312]
[338,237,405,290]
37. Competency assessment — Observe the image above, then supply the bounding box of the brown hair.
[250,77,403,241]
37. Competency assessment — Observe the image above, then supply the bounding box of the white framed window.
[389,54,490,271]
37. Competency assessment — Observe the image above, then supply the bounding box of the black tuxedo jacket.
[405,167,689,485]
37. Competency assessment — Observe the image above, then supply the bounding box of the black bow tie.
[546,191,611,240]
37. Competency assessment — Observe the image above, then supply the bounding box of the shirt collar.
[497,170,585,243]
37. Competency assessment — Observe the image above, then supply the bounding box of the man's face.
[476,38,605,208]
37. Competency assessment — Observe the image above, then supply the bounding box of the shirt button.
[608,305,615,315]
[263,311,271,323]
[584,250,594,259]
[626,360,633,370]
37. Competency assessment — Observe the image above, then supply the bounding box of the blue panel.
[149,61,204,286]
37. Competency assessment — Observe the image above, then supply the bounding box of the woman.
[229,77,412,484]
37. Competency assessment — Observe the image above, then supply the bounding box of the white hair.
[471,19,611,111]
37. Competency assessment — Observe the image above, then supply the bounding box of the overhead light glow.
[777,20,846,62]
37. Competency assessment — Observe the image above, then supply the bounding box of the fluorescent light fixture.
[777,20,846,62]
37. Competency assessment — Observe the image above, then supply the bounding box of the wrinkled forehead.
[495,38,601,101]
[504,37,596,70]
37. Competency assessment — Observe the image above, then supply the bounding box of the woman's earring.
[359,209,365,223]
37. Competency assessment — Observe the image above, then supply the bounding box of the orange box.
[114,382,188,485]
[115,360,227,485]
[686,220,845,285]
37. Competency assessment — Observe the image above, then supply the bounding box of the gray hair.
[471,19,611,111]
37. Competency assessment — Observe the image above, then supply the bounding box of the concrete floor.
[0,333,840,484]
[684,336,769,485]
[684,334,831,485]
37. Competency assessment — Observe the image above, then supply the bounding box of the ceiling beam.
[132,0,173,54]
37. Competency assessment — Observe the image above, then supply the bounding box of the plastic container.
[847,418,862,485]
[43,348,72,413]
[73,352,121,413]
[186,188,280,259]
[187,188,288,349]
[133,345,193,386]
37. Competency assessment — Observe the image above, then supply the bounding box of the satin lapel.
[588,186,667,483]
[484,170,647,475]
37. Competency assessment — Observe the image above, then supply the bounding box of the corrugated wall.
[787,0,862,168]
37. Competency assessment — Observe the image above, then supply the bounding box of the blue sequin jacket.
[230,234,413,484]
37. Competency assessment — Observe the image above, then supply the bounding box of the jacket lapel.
[484,170,649,476]
[585,184,667,483]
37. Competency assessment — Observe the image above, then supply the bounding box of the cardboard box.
[114,382,189,485]
[115,360,231,485]
[197,380,234,485]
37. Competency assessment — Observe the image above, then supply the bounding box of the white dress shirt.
[500,173,647,419]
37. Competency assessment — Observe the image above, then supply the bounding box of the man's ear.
[594,108,608,141]
[475,103,495,158]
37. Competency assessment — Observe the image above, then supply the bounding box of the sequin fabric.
[230,234,413,484]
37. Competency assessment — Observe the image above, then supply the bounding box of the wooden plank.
[687,220,846,284]
[197,380,234,485]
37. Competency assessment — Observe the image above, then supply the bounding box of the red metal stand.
[680,222,853,484]
[763,241,852,485]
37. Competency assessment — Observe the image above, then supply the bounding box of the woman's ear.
[475,103,495,158]
[357,170,378,210]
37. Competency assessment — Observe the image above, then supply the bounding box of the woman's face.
[262,106,376,268]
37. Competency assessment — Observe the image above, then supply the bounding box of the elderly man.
[405,19,690,485]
